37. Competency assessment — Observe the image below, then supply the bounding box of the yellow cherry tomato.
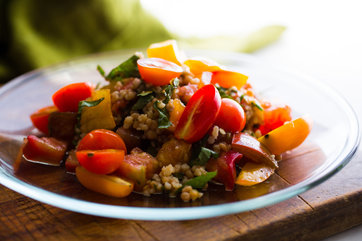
[76,166,134,198]
[235,162,275,186]
[258,116,313,155]
[147,39,183,65]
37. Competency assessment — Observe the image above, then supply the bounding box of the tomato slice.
[258,102,292,135]
[77,129,127,153]
[175,84,221,143]
[30,106,58,135]
[52,82,93,112]
[211,69,248,89]
[215,98,246,132]
[183,57,221,75]
[137,58,183,86]
[22,135,67,166]
[76,166,134,198]
[147,39,183,65]
[76,149,125,175]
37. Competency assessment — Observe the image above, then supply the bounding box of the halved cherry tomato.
[22,135,67,166]
[76,166,134,198]
[147,39,183,65]
[258,116,312,155]
[76,129,126,174]
[52,82,93,112]
[206,150,243,191]
[215,98,246,132]
[76,149,125,175]
[183,57,221,75]
[258,102,292,135]
[77,129,127,153]
[30,106,58,135]
[137,58,183,86]
[211,70,248,89]
[175,84,221,143]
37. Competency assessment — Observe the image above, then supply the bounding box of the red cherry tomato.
[137,58,183,86]
[76,149,125,175]
[211,69,248,89]
[76,129,127,174]
[175,84,221,143]
[258,102,292,135]
[77,129,127,153]
[30,106,58,135]
[52,82,93,112]
[215,98,246,132]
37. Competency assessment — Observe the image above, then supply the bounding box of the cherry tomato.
[76,149,125,175]
[23,135,67,166]
[215,98,246,132]
[137,58,183,86]
[211,69,248,89]
[76,129,127,174]
[52,82,93,112]
[77,129,127,153]
[258,102,292,135]
[147,39,183,65]
[183,57,221,75]
[30,106,58,135]
[76,166,134,198]
[175,84,221,143]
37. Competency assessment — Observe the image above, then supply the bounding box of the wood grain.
[1,146,361,241]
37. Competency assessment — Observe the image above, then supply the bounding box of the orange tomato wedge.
[211,69,248,89]
[258,116,313,155]
[147,39,183,65]
[76,166,134,198]
[183,57,221,75]
[137,58,183,86]
[235,162,275,186]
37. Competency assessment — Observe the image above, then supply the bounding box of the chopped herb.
[87,152,94,157]
[77,98,104,125]
[191,147,219,166]
[132,91,154,111]
[106,54,140,82]
[252,101,264,111]
[153,101,172,129]
[215,84,237,99]
[95,82,102,90]
[97,65,105,77]
[240,94,245,102]
[184,171,217,189]
[163,78,180,104]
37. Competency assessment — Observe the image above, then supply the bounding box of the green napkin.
[0,0,285,83]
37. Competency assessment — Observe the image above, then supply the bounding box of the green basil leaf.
[106,55,140,82]
[184,171,217,189]
[77,98,104,124]
[191,147,219,166]
[132,91,154,111]
[153,101,172,129]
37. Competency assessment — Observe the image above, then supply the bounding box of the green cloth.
[0,0,172,83]
[0,0,286,84]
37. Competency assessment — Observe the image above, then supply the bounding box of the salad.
[17,40,312,202]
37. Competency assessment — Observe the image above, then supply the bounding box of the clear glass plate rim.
[0,50,360,220]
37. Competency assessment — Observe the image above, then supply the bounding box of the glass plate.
[0,50,359,220]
